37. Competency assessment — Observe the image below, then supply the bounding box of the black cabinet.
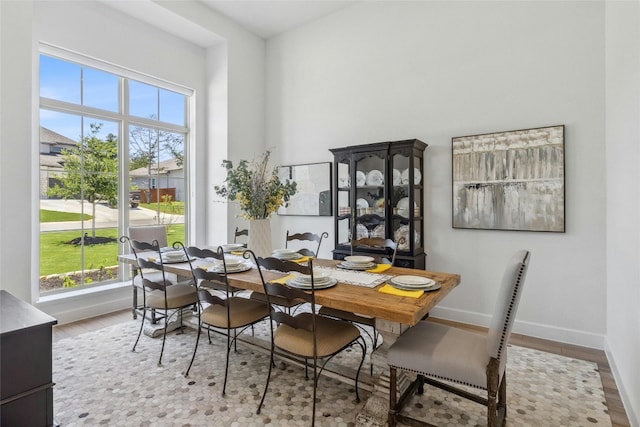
[1,290,57,426]
[330,139,427,268]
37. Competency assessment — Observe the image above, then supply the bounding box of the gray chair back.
[128,225,168,248]
[487,250,531,367]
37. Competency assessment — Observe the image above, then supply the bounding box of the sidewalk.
[40,199,184,231]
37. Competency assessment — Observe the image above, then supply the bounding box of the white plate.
[393,168,402,185]
[295,269,330,282]
[345,255,375,264]
[214,259,244,268]
[287,277,337,290]
[337,262,377,270]
[273,248,297,255]
[209,263,251,274]
[391,275,435,287]
[273,252,303,260]
[356,198,369,209]
[221,243,244,252]
[356,224,369,239]
[366,169,383,186]
[292,276,333,286]
[370,224,385,238]
[356,171,366,187]
[160,256,194,264]
[400,168,422,185]
[389,282,441,292]
[163,250,184,258]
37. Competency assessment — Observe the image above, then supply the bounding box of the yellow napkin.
[367,264,392,273]
[293,256,311,263]
[270,274,296,285]
[230,250,245,255]
[147,256,156,262]
[378,284,424,298]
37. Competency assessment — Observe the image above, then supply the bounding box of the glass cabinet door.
[391,151,423,253]
[354,150,386,242]
[336,159,351,247]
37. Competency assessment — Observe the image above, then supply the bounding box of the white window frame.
[36,43,194,301]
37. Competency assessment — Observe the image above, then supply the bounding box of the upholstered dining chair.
[247,250,367,427]
[233,227,248,246]
[387,250,531,427]
[130,239,198,366]
[181,244,270,396]
[318,236,401,373]
[284,230,329,257]
[122,225,177,320]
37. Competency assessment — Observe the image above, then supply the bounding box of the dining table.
[118,251,461,427]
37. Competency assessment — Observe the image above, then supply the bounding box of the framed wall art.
[452,125,565,232]
[277,162,332,216]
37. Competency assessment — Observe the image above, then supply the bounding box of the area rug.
[52,317,611,426]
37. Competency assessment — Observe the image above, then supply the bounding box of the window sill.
[35,281,131,324]
[37,281,130,303]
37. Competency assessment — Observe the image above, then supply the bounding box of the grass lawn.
[40,209,92,222]
[39,224,185,276]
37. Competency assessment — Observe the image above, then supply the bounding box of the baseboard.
[35,282,131,325]
[604,339,639,427]
[429,306,606,350]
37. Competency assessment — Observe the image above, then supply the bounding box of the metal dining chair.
[122,225,178,320]
[129,239,198,366]
[318,236,401,373]
[181,244,269,396]
[387,250,531,427]
[233,227,248,246]
[284,230,329,257]
[247,250,367,427]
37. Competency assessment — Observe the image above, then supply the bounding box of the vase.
[248,219,272,258]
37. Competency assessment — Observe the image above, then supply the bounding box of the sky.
[39,54,185,145]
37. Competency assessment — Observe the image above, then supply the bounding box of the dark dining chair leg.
[158,310,168,366]
[132,306,146,352]
[184,322,202,377]
[311,357,318,427]
[257,344,275,415]
[354,336,367,401]
[222,330,231,396]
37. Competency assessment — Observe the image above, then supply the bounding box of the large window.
[39,47,190,296]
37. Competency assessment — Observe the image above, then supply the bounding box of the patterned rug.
[52,316,611,426]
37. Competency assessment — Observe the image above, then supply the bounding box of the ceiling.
[199,1,357,39]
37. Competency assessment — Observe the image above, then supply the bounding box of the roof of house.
[129,158,182,176]
[40,126,77,147]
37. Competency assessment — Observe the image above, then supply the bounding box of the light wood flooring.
[53,310,631,427]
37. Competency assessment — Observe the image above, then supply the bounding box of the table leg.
[356,319,412,427]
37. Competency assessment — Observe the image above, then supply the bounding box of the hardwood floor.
[53,311,631,427]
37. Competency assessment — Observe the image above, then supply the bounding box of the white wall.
[266,1,607,347]
[605,2,640,425]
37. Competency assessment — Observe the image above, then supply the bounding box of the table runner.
[316,266,391,288]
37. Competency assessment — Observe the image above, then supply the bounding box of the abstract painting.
[452,125,565,232]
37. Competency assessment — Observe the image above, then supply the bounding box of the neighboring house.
[39,126,77,199]
[129,158,184,202]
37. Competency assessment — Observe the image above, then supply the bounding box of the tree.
[49,123,118,237]
[128,117,184,194]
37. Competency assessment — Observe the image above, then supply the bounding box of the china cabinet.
[330,139,427,269]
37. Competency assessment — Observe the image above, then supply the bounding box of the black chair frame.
[130,239,198,366]
[246,251,366,427]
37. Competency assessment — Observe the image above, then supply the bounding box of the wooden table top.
[118,254,460,326]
